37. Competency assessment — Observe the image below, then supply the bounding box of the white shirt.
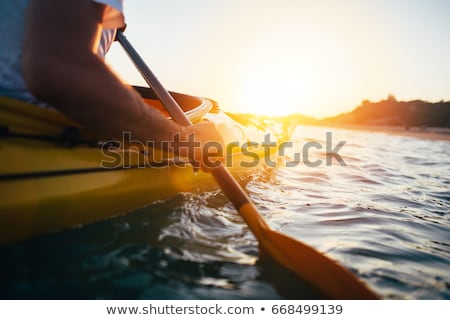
[0,0,125,104]
[94,0,125,29]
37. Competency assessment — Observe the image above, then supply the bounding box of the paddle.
[115,30,378,299]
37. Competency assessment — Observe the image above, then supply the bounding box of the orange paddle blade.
[239,202,378,299]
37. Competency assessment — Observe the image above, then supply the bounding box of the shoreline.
[310,124,450,141]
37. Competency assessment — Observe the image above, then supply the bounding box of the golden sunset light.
[106,0,450,118]
[2,0,450,304]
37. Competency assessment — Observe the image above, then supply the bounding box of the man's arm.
[22,0,221,152]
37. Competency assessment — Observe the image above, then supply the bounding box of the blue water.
[1,125,449,299]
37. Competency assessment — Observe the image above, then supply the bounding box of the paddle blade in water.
[239,202,379,299]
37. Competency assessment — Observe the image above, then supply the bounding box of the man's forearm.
[24,51,181,143]
[22,0,182,143]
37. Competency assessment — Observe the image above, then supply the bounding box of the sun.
[230,26,316,117]
[237,57,316,116]
[226,22,358,118]
[235,64,308,117]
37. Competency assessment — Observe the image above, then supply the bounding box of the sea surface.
[1,125,449,299]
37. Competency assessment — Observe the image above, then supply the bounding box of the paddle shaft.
[115,32,190,127]
[116,31,263,233]
[116,31,378,299]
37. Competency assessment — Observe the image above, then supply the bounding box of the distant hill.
[228,95,450,129]
[321,95,450,128]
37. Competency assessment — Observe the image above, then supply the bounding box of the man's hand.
[177,122,225,171]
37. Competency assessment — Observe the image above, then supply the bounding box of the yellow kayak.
[0,87,278,245]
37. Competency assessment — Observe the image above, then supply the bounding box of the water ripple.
[1,125,449,299]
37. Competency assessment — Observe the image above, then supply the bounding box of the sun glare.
[231,21,357,118]
[227,17,356,117]
[237,65,307,117]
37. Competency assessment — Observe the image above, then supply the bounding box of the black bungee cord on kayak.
[0,125,98,147]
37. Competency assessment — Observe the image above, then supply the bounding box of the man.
[0,0,223,165]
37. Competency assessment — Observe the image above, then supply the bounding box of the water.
[1,125,449,299]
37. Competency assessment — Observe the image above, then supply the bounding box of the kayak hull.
[0,91,277,244]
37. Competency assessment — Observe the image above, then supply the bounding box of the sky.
[106,0,450,118]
